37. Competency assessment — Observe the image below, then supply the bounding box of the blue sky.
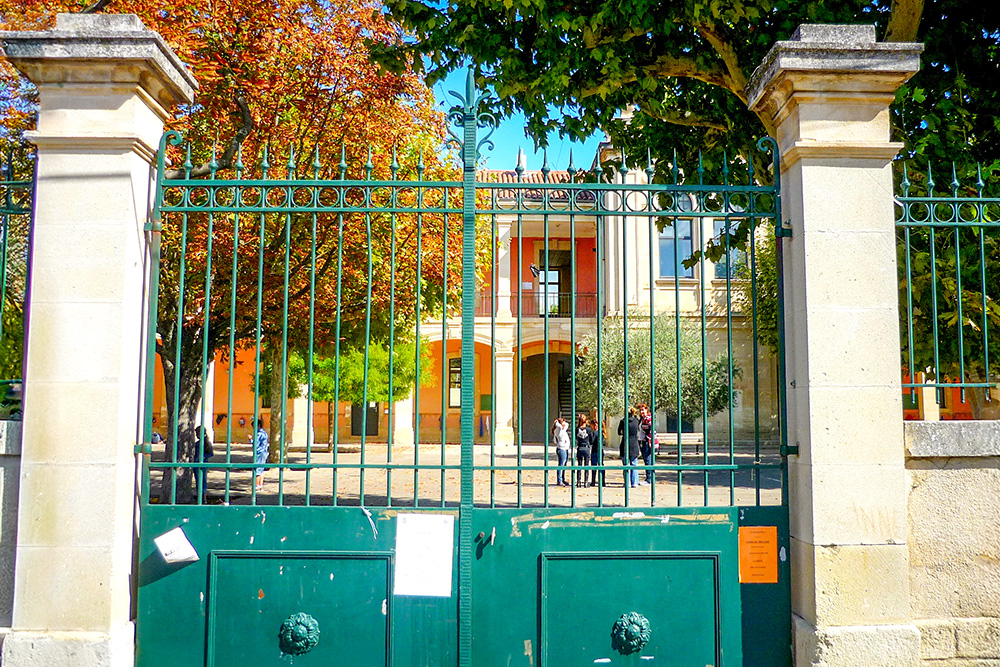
[431,68,603,172]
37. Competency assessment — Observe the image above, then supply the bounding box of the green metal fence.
[143,73,788,510]
[0,141,33,412]
[897,164,1000,409]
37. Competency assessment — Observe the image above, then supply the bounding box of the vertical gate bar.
[750,206,761,506]
[414,151,424,507]
[388,149,399,508]
[901,166,917,400]
[490,206,497,508]
[570,158,577,505]
[595,161,605,507]
[951,166,966,402]
[697,155,709,506]
[251,146,269,506]
[673,211,681,507]
[542,151,551,506]
[0,148,10,364]
[620,156,630,506]
[927,165,941,402]
[278,148,294,506]
[976,165,991,393]
[305,149,320,507]
[143,134,169,506]
[458,68,479,667]
[645,164,656,507]
[441,190,449,507]
[196,151,218,506]
[515,162,524,508]
[224,148,244,504]
[360,149,374,508]
[723,157,736,506]
[332,146,347,507]
[170,145,193,505]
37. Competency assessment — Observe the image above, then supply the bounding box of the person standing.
[254,418,268,492]
[589,418,604,487]
[574,414,593,488]
[551,416,571,486]
[638,405,654,485]
[618,407,640,488]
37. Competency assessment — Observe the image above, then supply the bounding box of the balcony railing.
[475,291,599,318]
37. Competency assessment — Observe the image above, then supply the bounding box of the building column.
[748,25,922,666]
[496,219,513,318]
[392,394,415,447]
[494,350,516,446]
[0,14,195,667]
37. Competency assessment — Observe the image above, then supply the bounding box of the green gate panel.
[136,506,459,667]
[207,552,390,667]
[470,507,742,667]
[738,506,792,667]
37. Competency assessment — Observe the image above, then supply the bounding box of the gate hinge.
[775,221,793,238]
[135,442,152,454]
[780,443,799,457]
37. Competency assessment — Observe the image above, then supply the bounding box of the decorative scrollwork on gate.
[278,612,320,656]
[611,611,651,655]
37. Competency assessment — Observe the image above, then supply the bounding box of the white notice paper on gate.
[393,513,455,597]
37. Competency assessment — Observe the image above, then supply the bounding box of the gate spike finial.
[951,162,960,196]
[183,144,193,179]
[287,144,296,177]
[976,163,985,196]
[901,163,910,196]
[926,162,935,195]
[618,148,628,177]
[594,154,604,182]
[541,147,550,181]
[391,145,399,180]
[671,148,678,184]
[515,148,525,177]
[365,145,374,179]
[417,146,425,179]
[722,149,730,185]
[235,145,244,178]
[567,149,576,179]
[645,148,655,181]
[312,145,322,178]
[261,143,270,179]
[697,151,704,186]
[465,67,476,112]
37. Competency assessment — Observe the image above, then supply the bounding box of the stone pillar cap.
[746,23,923,111]
[0,13,197,109]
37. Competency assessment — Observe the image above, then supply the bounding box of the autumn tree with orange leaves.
[1,0,464,501]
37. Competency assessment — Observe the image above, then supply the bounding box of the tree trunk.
[159,347,205,504]
[267,344,285,463]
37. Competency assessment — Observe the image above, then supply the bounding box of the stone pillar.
[0,14,195,667]
[493,350,516,446]
[748,25,922,666]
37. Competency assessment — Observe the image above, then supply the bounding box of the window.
[448,358,461,408]
[659,219,694,278]
[713,220,748,279]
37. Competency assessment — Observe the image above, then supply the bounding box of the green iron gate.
[136,72,791,667]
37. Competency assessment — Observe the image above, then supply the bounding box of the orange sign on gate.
[738,525,779,584]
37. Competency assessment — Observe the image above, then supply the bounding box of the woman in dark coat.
[617,407,640,488]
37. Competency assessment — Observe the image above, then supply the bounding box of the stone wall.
[906,421,1000,664]
[0,420,22,651]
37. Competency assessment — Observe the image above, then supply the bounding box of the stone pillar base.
[793,615,920,667]
[1,626,134,667]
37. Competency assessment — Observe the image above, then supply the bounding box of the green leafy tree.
[731,224,779,356]
[575,312,739,424]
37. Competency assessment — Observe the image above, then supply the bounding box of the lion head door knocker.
[611,611,651,655]
[278,612,320,656]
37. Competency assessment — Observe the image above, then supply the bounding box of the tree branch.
[581,54,728,97]
[164,92,253,179]
[642,106,728,131]
[885,0,925,41]
[694,22,749,102]
[80,0,112,13]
